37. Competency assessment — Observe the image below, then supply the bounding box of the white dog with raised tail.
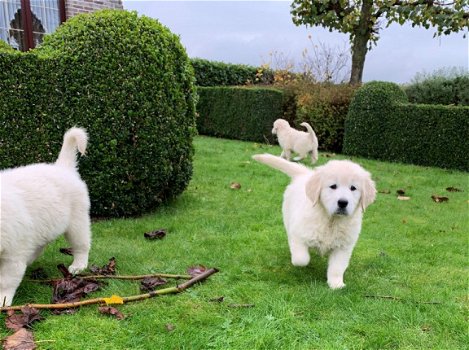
[252,154,376,289]
[0,127,91,306]
[271,119,319,163]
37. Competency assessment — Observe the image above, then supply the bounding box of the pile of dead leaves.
[3,306,42,350]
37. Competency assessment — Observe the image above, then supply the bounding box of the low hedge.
[197,86,291,143]
[191,58,273,86]
[344,81,469,171]
[0,10,197,217]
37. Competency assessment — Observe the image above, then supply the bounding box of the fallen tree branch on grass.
[28,272,192,284]
[1,268,219,312]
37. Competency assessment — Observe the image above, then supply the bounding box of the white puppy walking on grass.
[253,154,376,289]
[0,127,91,307]
[272,118,319,163]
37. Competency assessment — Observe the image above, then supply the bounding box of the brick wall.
[65,0,123,19]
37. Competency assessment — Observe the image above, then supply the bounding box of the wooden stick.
[365,294,441,305]
[1,268,219,312]
[29,272,192,283]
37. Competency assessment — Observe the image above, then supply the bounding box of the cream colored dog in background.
[252,154,376,289]
[0,127,91,306]
[272,118,319,163]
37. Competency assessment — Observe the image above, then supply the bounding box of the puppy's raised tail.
[56,127,88,169]
[301,122,319,163]
[252,154,310,178]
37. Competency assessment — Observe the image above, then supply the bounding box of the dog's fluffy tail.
[301,122,319,163]
[252,154,310,178]
[56,127,88,169]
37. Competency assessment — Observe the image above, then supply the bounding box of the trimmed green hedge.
[197,87,290,143]
[344,81,469,171]
[191,58,273,86]
[404,70,469,106]
[0,10,197,217]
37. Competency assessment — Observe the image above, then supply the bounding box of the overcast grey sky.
[123,0,468,83]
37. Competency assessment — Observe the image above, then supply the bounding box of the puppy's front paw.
[68,264,87,275]
[327,278,346,289]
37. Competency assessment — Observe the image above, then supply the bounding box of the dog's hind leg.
[65,214,91,274]
[0,257,27,307]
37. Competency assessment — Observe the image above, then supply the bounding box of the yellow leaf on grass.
[103,295,124,305]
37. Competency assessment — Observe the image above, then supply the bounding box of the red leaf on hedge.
[3,328,36,350]
[187,265,207,277]
[431,195,449,203]
[5,307,43,331]
[144,229,166,240]
[140,277,167,292]
[89,257,116,275]
[98,306,125,320]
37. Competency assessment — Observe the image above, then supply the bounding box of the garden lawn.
[1,136,467,349]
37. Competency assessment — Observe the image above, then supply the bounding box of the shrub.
[294,83,357,152]
[404,68,469,106]
[191,58,274,86]
[344,81,469,171]
[196,86,290,142]
[0,10,197,217]
[0,40,14,51]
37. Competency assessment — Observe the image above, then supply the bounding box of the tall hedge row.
[191,58,274,86]
[344,81,469,171]
[0,10,197,217]
[197,87,289,143]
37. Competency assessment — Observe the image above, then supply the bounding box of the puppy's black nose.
[338,199,348,208]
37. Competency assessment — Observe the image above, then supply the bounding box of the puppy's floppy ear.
[305,170,322,206]
[360,174,376,212]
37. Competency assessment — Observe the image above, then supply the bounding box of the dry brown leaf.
[431,195,449,203]
[230,182,241,190]
[98,306,125,320]
[187,265,207,277]
[144,229,166,240]
[378,189,391,194]
[140,277,167,292]
[446,186,463,192]
[397,196,411,201]
[5,307,43,331]
[3,328,36,350]
[165,323,175,332]
[59,247,73,256]
[89,257,116,275]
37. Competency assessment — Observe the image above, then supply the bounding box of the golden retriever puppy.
[272,119,319,163]
[0,128,91,306]
[252,154,376,289]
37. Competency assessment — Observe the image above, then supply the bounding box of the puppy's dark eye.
[350,186,357,191]
[330,184,337,190]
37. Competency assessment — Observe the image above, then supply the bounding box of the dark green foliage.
[404,72,469,106]
[0,10,197,217]
[344,81,469,171]
[196,87,288,143]
[191,58,274,86]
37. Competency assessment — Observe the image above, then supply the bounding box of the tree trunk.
[350,0,374,85]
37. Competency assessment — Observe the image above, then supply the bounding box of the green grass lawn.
[1,136,467,349]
